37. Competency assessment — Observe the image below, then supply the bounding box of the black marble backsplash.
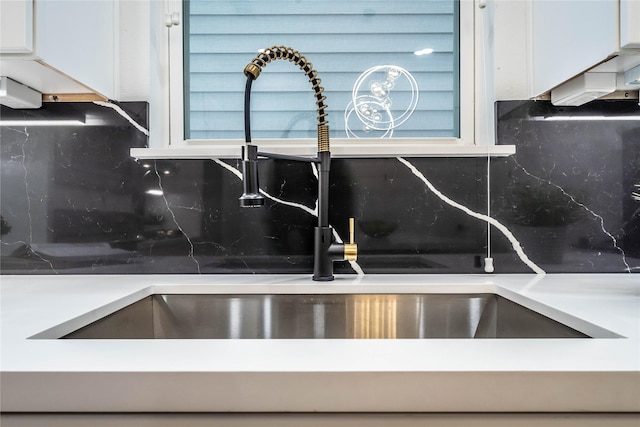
[1,100,638,275]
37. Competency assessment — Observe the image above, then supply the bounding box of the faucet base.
[312,226,337,281]
[312,275,335,282]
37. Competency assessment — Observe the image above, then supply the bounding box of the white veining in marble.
[512,157,631,273]
[152,160,201,273]
[213,158,365,276]
[19,129,33,242]
[397,157,546,275]
[93,101,150,137]
[94,100,206,273]
[0,126,58,273]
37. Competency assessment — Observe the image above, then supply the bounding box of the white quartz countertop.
[1,274,639,413]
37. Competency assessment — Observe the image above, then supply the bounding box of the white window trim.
[135,0,515,160]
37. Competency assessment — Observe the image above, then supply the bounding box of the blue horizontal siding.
[189,54,456,74]
[184,0,459,140]
[190,1,454,16]
[189,110,455,133]
[189,91,454,112]
[190,15,454,35]
[190,128,455,139]
[189,34,455,54]
[189,72,455,93]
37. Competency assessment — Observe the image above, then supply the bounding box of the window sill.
[131,140,515,159]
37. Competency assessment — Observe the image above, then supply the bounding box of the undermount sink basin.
[60,294,589,339]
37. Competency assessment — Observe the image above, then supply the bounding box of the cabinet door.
[531,0,618,97]
[35,0,116,98]
[620,0,640,48]
[0,0,33,54]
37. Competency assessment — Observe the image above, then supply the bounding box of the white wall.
[118,0,150,101]
[492,0,531,100]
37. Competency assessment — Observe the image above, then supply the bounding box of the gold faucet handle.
[345,217,358,261]
[349,217,355,244]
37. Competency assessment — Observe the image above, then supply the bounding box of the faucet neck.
[243,45,330,153]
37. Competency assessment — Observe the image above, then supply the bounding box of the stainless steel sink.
[61,294,589,339]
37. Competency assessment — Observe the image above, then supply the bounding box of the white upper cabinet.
[34,0,116,98]
[0,0,33,54]
[0,0,116,99]
[529,0,618,98]
[620,0,640,49]
[494,0,640,101]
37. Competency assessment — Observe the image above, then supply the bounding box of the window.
[139,0,513,158]
[185,0,460,141]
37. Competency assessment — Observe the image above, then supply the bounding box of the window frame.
[139,0,514,159]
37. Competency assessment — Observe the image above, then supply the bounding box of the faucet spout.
[239,46,357,281]
[238,144,264,208]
